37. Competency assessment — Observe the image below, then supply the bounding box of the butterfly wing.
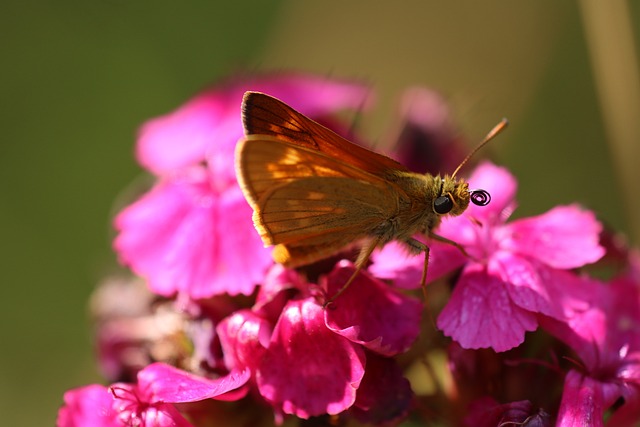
[235,137,400,267]
[236,135,394,208]
[241,91,408,178]
[257,176,396,267]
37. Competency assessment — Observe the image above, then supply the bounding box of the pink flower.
[57,384,120,427]
[114,75,371,300]
[323,262,422,356]
[217,263,421,420]
[542,258,640,426]
[57,363,250,427]
[372,162,604,351]
[114,166,270,298]
[136,73,372,182]
[257,297,366,418]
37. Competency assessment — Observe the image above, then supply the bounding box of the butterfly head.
[431,117,506,217]
[433,176,491,217]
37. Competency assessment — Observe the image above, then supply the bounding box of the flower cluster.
[58,73,640,426]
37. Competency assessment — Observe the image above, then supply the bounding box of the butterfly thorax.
[381,171,471,240]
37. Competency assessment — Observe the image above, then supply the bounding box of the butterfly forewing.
[236,136,391,208]
[242,92,408,177]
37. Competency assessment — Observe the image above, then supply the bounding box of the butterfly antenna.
[451,118,509,178]
[345,89,373,142]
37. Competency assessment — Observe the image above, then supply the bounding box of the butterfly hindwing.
[255,176,396,267]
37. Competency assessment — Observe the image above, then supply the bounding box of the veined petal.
[131,404,194,427]
[137,362,250,403]
[324,261,422,356]
[217,309,270,372]
[253,264,308,322]
[437,265,537,352]
[114,169,271,298]
[493,253,577,319]
[556,370,605,427]
[57,385,118,427]
[503,204,604,269]
[371,239,466,288]
[107,382,194,427]
[136,74,372,178]
[136,94,225,177]
[256,298,366,418]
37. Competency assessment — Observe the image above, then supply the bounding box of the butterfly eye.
[433,195,453,214]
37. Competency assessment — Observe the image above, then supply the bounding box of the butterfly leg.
[324,238,380,308]
[428,232,471,258]
[401,238,431,301]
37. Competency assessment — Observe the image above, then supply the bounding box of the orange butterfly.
[235,92,506,303]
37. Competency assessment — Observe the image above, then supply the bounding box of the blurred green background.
[1,1,638,425]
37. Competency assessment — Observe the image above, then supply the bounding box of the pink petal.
[130,405,194,427]
[57,385,118,427]
[601,270,640,352]
[136,73,371,177]
[253,264,310,322]
[464,161,518,223]
[214,187,274,295]
[436,163,516,258]
[493,253,568,319]
[216,309,270,372]
[437,265,538,352]
[540,274,636,373]
[109,383,195,427]
[503,204,604,269]
[114,168,272,298]
[370,240,466,289]
[136,94,227,177]
[557,370,605,427]
[256,298,366,418]
[435,214,495,262]
[137,362,250,403]
[324,262,422,356]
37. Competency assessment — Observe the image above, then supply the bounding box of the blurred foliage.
[1,1,638,426]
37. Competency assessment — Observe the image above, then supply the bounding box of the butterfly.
[235,91,505,303]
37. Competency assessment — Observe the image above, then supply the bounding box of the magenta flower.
[115,75,370,299]
[257,297,367,418]
[542,258,640,426]
[217,262,420,420]
[57,362,250,427]
[323,262,422,356]
[114,166,269,298]
[372,162,604,351]
[136,73,372,181]
[57,384,121,427]
[65,71,635,425]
